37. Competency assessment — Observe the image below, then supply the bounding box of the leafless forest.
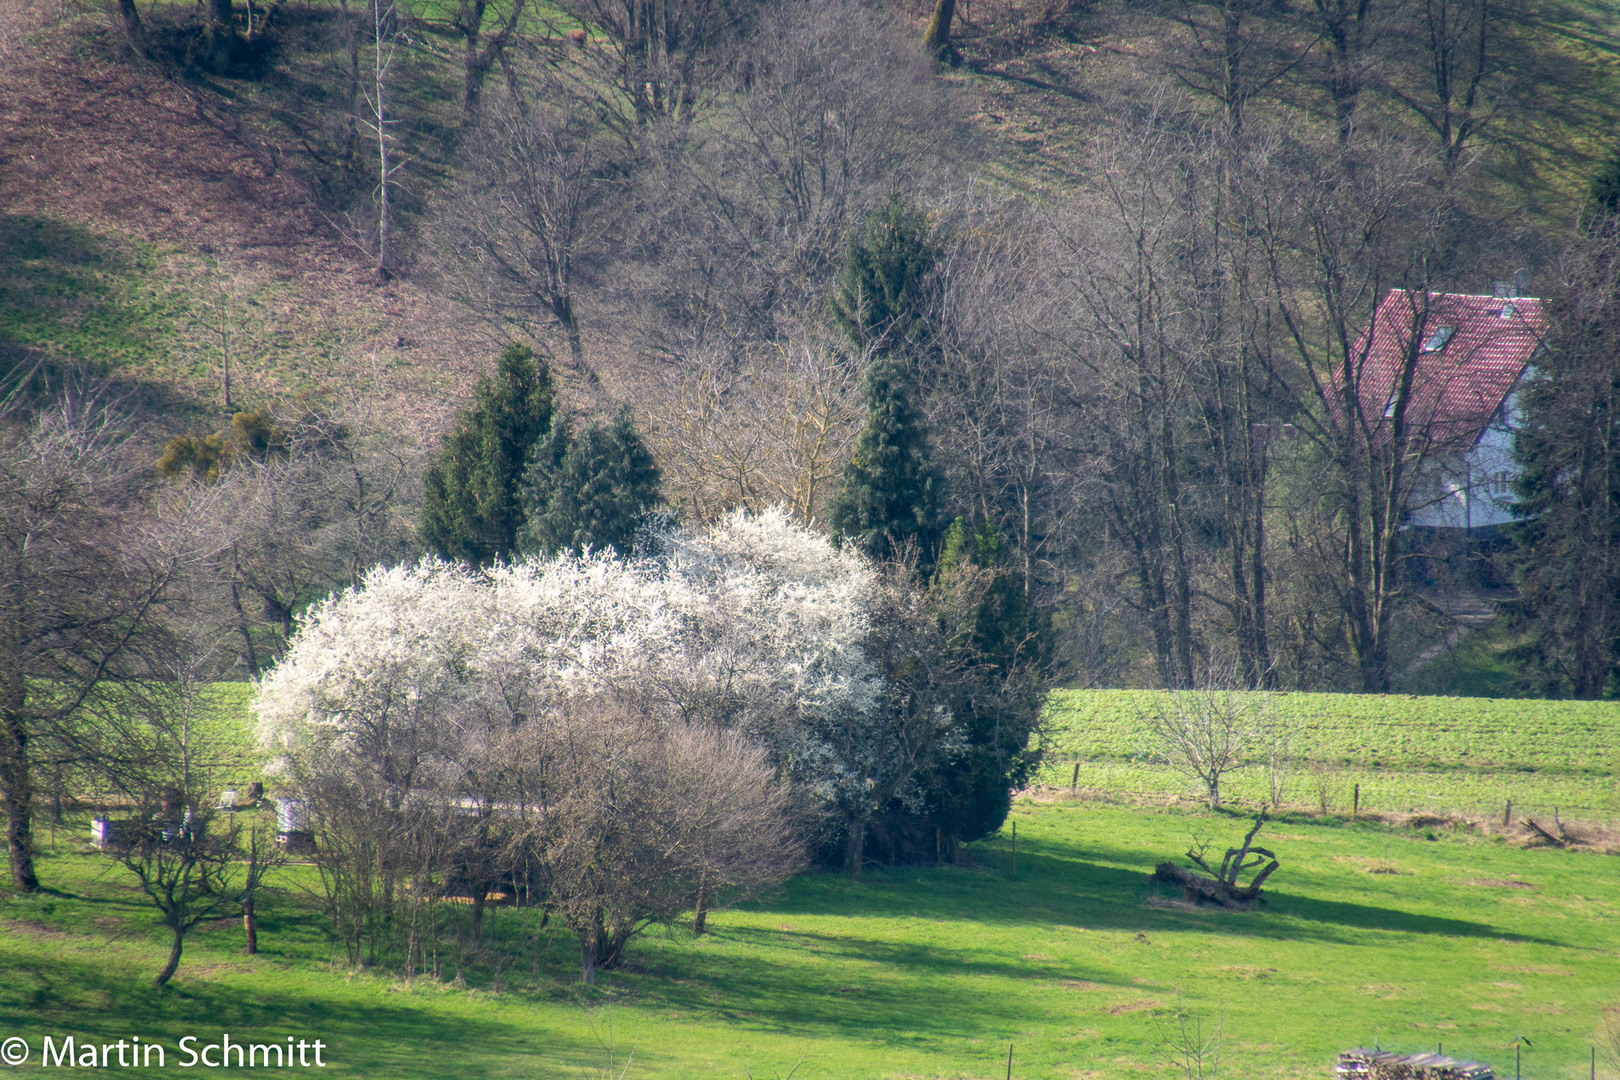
[1,0,1617,699]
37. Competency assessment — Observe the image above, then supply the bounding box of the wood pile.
[1336,1048,1494,1079]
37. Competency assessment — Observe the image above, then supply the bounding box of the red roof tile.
[1349,289,1548,449]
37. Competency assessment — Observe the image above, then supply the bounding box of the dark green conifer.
[828,355,945,566]
[830,195,937,357]
[518,405,662,558]
[421,344,554,566]
[921,517,1050,843]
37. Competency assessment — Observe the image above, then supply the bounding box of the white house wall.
[1406,390,1523,530]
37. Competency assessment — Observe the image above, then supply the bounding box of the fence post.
[1006,1042,1014,1080]
[1353,784,1360,817]
[1010,821,1017,877]
[1505,799,1512,826]
[1071,762,1079,794]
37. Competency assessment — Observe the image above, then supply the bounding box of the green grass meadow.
[3,690,1618,1078]
[4,799,1618,1079]
[1040,690,1620,821]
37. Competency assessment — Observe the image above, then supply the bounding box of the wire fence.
[1037,758,1620,825]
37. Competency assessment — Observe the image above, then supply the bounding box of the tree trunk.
[843,818,865,877]
[207,0,235,73]
[921,0,957,62]
[579,937,596,984]
[155,928,185,988]
[692,872,708,935]
[1,695,39,894]
[469,889,486,952]
[243,895,258,954]
[116,0,146,48]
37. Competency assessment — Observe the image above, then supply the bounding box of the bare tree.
[1163,0,1312,140]
[510,700,801,982]
[1385,0,1519,173]
[1158,1008,1224,1080]
[1051,110,1211,687]
[547,0,753,132]
[415,0,528,123]
[620,0,963,355]
[646,326,863,524]
[157,405,414,674]
[433,84,621,372]
[0,377,193,893]
[1248,128,1455,691]
[1308,0,1387,141]
[1144,666,1270,808]
[99,654,269,986]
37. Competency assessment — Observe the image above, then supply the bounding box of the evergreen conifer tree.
[828,354,945,565]
[421,344,554,566]
[518,405,662,558]
[919,518,1049,843]
[1510,225,1620,697]
[830,195,937,357]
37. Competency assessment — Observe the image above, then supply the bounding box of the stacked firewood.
[1336,1048,1495,1079]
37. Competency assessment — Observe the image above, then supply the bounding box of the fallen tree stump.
[1149,808,1279,908]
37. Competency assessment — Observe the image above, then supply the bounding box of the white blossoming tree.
[254,506,986,974]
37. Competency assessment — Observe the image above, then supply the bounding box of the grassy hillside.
[3,801,1616,1078]
[1040,690,1620,820]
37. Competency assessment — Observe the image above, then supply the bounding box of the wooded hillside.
[1,0,1617,694]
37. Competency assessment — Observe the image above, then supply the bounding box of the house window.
[1383,393,1399,418]
[1421,326,1454,352]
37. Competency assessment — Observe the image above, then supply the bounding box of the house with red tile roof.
[1351,287,1549,530]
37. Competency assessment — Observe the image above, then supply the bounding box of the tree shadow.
[761,833,1567,951]
[617,922,1135,1045]
[0,215,217,423]
[0,949,610,1077]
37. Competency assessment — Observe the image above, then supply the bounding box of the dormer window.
[1498,303,1516,319]
[1421,326,1454,352]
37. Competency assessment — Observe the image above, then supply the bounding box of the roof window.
[1420,326,1454,352]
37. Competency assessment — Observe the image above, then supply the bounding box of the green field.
[1040,691,1620,821]
[4,801,1617,1079]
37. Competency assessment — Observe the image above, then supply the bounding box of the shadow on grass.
[0,949,607,1078]
[630,923,1132,1045]
[0,215,212,422]
[760,834,1564,950]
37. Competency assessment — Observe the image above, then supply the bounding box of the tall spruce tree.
[830,195,938,357]
[1510,221,1620,697]
[518,405,662,558]
[421,344,554,566]
[829,197,945,566]
[828,354,945,565]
